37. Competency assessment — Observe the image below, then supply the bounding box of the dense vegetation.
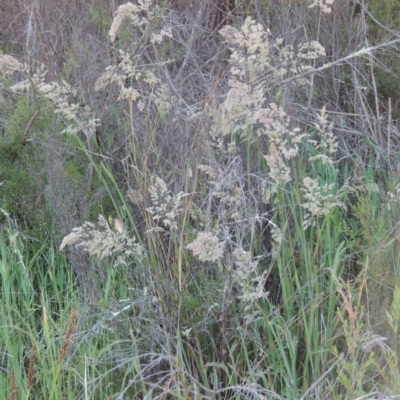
[1,0,400,398]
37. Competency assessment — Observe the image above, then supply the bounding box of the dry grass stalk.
[27,346,37,390]
[58,309,77,365]
[9,369,16,400]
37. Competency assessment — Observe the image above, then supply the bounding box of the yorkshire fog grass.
[1,0,400,398]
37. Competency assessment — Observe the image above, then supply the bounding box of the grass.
[1,148,399,399]
[1,0,400,398]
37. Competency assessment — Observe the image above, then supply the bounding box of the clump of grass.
[329,269,400,398]
[1,0,400,398]
[51,8,363,398]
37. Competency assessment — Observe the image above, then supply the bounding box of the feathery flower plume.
[233,248,267,308]
[264,143,291,185]
[0,55,26,76]
[109,2,149,43]
[301,177,352,228]
[60,215,145,261]
[308,106,337,164]
[146,177,186,231]
[186,232,224,262]
[309,0,335,14]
